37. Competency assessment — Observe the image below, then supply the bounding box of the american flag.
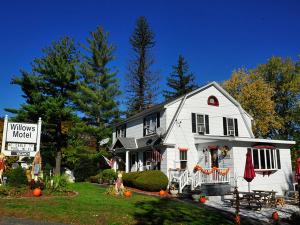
[151,149,162,162]
[102,155,114,168]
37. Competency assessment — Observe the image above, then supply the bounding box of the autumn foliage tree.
[223,69,281,137]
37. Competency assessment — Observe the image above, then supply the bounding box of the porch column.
[125,150,129,173]
[113,160,117,172]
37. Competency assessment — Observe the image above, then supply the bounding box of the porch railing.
[199,168,230,184]
[191,170,201,191]
[178,170,189,193]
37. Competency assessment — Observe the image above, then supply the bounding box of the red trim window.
[207,96,219,106]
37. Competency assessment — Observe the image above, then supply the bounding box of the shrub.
[102,169,117,182]
[29,180,45,190]
[89,173,102,183]
[4,167,28,187]
[134,170,168,191]
[123,172,142,187]
[46,174,69,192]
[73,157,97,182]
[123,170,168,192]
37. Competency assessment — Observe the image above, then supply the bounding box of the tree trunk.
[55,151,61,175]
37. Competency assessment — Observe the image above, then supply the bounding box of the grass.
[0,183,235,225]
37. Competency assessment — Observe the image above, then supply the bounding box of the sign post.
[1,115,42,157]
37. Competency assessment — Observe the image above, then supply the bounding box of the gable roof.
[163,82,255,143]
[111,137,137,149]
[115,81,254,128]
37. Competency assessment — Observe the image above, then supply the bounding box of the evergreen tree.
[164,55,197,100]
[6,37,79,174]
[126,16,158,116]
[72,26,121,144]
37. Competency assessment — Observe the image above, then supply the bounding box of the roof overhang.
[194,134,295,147]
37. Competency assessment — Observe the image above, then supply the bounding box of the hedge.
[123,170,168,192]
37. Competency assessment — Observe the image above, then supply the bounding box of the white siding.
[232,147,293,195]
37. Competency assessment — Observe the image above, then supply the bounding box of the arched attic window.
[207,95,219,106]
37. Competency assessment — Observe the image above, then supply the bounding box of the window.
[223,117,238,136]
[191,113,209,134]
[251,148,281,170]
[180,150,187,169]
[207,96,219,106]
[116,124,126,138]
[143,113,160,136]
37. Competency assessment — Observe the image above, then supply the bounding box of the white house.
[111,82,295,195]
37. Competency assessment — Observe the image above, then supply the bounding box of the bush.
[46,174,69,192]
[102,169,117,182]
[123,172,142,187]
[89,173,102,183]
[73,157,97,182]
[4,167,28,187]
[123,170,168,192]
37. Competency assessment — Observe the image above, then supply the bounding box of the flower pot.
[191,194,201,202]
[170,189,178,196]
[199,197,206,203]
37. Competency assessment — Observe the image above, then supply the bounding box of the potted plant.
[191,191,202,201]
[169,182,179,196]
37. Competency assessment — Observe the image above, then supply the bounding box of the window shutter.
[223,117,227,135]
[156,112,160,128]
[234,119,238,136]
[205,115,209,134]
[191,113,196,133]
[124,124,127,137]
[143,118,146,136]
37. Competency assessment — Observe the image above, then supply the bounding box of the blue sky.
[1,0,299,116]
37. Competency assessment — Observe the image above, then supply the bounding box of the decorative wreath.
[193,165,230,176]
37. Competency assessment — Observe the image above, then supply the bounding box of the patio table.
[252,190,277,207]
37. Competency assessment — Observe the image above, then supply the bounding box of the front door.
[210,149,219,168]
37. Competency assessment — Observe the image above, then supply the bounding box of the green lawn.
[0,183,235,225]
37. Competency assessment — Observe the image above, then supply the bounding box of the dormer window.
[207,96,219,106]
[143,112,160,136]
[116,124,126,138]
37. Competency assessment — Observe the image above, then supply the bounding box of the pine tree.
[164,55,197,100]
[72,26,121,144]
[6,37,79,174]
[126,16,158,116]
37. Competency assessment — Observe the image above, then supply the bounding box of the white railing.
[178,170,189,193]
[200,168,230,184]
[191,170,201,190]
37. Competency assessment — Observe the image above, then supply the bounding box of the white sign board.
[1,116,42,157]
[7,143,35,151]
[6,122,38,143]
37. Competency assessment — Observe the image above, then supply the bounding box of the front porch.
[169,167,231,193]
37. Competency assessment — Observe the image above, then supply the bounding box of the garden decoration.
[159,190,167,197]
[233,186,240,225]
[32,151,42,182]
[115,171,125,196]
[199,195,206,203]
[124,190,132,198]
[169,182,179,196]
[243,149,256,192]
[33,187,42,197]
[295,157,300,208]
[0,153,6,185]
[193,165,230,176]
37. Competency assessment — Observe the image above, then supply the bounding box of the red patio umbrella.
[244,149,256,192]
[295,157,300,208]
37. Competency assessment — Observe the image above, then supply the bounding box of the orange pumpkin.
[124,191,132,198]
[199,197,206,203]
[272,211,279,221]
[33,188,42,197]
[159,190,166,197]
